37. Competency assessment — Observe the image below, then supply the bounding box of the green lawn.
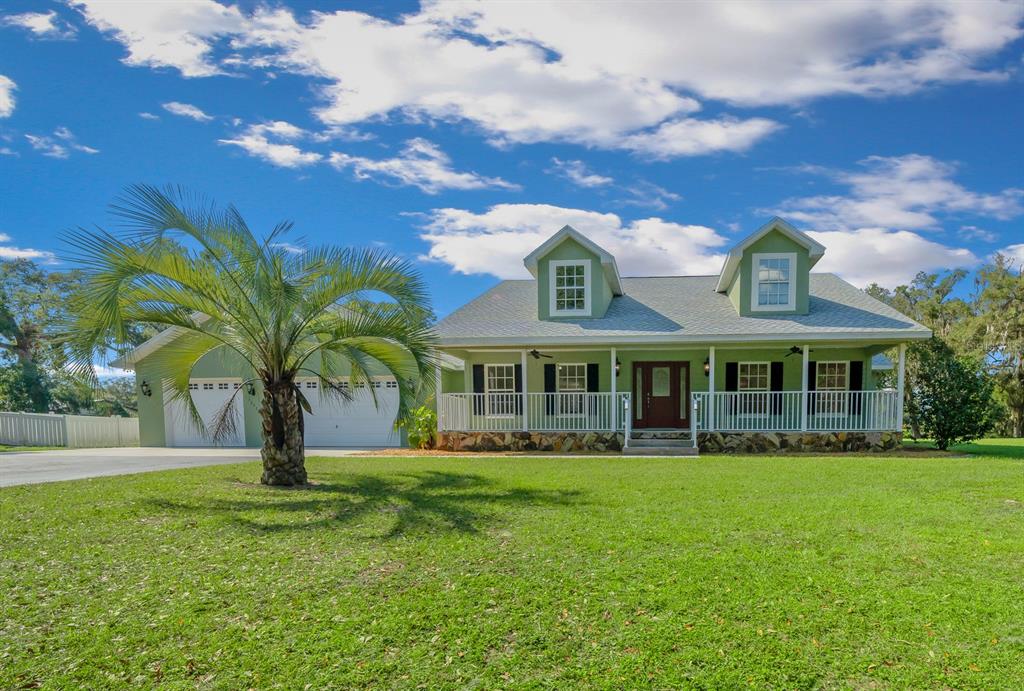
[904,436,1024,458]
[2,453,1022,689]
[0,444,63,453]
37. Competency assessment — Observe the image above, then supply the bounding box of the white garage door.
[165,379,245,447]
[299,378,400,447]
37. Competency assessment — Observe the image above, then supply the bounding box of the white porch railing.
[439,393,631,433]
[691,390,900,433]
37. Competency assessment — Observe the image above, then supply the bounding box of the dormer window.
[751,252,796,311]
[550,260,590,316]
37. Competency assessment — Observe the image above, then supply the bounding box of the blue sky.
[1,0,1022,319]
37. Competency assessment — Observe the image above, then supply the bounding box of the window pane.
[652,366,670,397]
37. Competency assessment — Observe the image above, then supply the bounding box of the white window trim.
[750,252,797,312]
[737,361,771,392]
[555,362,588,418]
[737,361,771,418]
[484,363,517,418]
[814,360,849,417]
[549,259,592,317]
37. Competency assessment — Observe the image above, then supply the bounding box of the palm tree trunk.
[259,381,307,486]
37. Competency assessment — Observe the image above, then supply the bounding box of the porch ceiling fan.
[528,349,553,359]
[784,346,814,358]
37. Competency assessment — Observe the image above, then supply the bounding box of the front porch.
[435,343,907,453]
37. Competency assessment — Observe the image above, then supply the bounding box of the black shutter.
[725,362,738,415]
[806,360,816,414]
[472,364,484,415]
[725,362,738,391]
[514,364,523,415]
[849,360,864,415]
[544,363,556,415]
[770,361,784,415]
[586,363,599,416]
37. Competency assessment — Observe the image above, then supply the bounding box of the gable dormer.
[524,225,623,320]
[715,217,824,317]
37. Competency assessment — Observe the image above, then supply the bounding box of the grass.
[1,452,1022,689]
[0,444,63,453]
[904,436,1024,458]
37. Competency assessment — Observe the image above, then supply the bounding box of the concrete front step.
[628,437,694,448]
[623,445,699,456]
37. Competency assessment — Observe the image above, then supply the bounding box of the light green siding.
[536,237,613,320]
[453,345,876,395]
[732,229,811,316]
[134,343,434,448]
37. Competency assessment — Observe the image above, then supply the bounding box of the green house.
[433,218,930,454]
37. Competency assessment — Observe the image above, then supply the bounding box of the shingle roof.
[436,274,930,346]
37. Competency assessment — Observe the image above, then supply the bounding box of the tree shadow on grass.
[147,470,583,538]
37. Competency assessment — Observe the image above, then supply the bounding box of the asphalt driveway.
[0,447,372,487]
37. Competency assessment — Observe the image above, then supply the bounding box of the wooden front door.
[633,361,690,428]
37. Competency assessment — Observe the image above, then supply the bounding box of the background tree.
[0,260,85,412]
[905,338,999,449]
[65,185,435,486]
[970,255,1024,436]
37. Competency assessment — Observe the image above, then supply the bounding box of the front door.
[633,361,690,428]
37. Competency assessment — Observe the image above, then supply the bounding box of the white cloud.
[138,111,160,120]
[959,225,999,243]
[2,10,77,39]
[425,1,1024,106]
[24,127,99,158]
[999,244,1024,265]
[0,233,56,262]
[219,121,321,168]
[71,0,246,77]
[69,1,1023,155]
[329,139,519,193]
[418,204,728,279]
[550,158,613,188]
[620,116,783,158]
[616,181,681,212]
[162,101,213,122]
[809,227,978,288]
[0,75,15,118]
[772,155,1024,231]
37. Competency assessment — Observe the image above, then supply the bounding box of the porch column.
[707,346,715,431]
[896,343,906,432]
[521,349,528,432]
[610,347,617,433]
[800,344,810,431]
[434,360,443,432]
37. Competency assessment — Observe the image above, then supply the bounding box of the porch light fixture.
[615,358,621,377]
[703,358,710,377]
[140,380,152,397]
[246,382,255,396]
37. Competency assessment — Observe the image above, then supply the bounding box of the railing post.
[896,343,906,432]
[691,395,697,448]
[520,350,528,432]
[434,361,443,433]
[610,347,617,433]
[801,344,810,432]
[707,346,715,431]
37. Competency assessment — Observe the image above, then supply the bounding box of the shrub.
[907,338,999,450]
[397,405,437,449]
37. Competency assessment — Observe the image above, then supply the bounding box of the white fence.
[691,390,900,433]
[439,393,631,433]
[0,412,139,448]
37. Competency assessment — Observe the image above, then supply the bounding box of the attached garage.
[115,327,464,449]
[299,377,401,447]
[164,379,246,447]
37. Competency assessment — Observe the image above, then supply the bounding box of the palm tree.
[64,185,435,486]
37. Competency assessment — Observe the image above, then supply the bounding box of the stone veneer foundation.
[698,431,902,453]
[437,431,623,453]
[437,430,902,453]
